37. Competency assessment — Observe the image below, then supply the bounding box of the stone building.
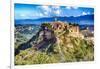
[51,21,79,33]
[51,21,66,31]
[69,25,79,33]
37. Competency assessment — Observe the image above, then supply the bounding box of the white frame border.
[11,0,95,69]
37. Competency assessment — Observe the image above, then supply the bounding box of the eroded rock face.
[33,29,57,51]
[15,26,57,55]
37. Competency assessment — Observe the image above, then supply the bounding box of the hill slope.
[15,22,94,65]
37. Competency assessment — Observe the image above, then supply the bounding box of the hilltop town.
[40,21,93,40]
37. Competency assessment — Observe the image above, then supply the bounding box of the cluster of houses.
[50,21,85,38]
[40,20,94,40]
[51,21,79,33]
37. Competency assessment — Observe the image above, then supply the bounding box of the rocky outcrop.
[15,26,57,55]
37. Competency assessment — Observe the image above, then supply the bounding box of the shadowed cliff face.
[15,26,57,56]
[34,29,56,50]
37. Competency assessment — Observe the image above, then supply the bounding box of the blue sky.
[15,3,94,20]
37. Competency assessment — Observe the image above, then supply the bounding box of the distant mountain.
[15,14,94,25]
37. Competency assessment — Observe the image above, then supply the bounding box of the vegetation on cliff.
[15,22,94,65]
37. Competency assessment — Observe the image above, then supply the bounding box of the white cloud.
[20,14,26,17]
[44,11,48,15]
[51,6,61,16]
[41,6,50,11]
[66,6,78,10]
[72,6,78,9]
[82,12,91,16]
[55,10,60,15]
[18,14,31,19]
[39,13,44,16]
[87,12,90,15]
[82,12,87,15]
[52,5,60,9]
[40,5,51,16]
[66,6,71,9]
[53,9,61,16]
